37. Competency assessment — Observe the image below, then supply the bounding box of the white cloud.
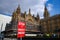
[47,4,53,11]
[0,0,49,19]
[30,0,48,19]
[20,0,49,19]
[0,14,11,31]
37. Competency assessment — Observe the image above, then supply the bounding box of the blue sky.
[46,0,60,16]
[0,0,60,18]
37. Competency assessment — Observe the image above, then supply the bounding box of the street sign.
[17,22,26,38]
[25,34,37,36]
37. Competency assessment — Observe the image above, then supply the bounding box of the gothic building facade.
[40,6,60,34]
[4,5,41,38]
[3,5,60,38]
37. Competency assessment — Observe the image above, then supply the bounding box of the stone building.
[40,6,60,34]
[4,5,41,38]
[3,4,60,38]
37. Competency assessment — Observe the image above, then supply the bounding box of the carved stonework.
[44,6,50,19]
[4,5,41,37]
[3,4,60,38]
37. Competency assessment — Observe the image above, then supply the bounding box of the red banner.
[17,22,26,38]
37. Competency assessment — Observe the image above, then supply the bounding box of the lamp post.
[0,23,3,40]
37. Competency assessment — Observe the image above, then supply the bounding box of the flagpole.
[0,23,3,40]
[20,38,22,40]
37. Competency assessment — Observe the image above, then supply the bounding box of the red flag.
[17,22,26,38]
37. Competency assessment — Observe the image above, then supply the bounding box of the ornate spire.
[16,4,21,14]
[11,5,21,23]
[24,11,26,18]
[28,8,31,16]
[37,12,40,19]
[33,14,34,17]
[17,5,20,9]
[44,5,50,18]
[12,10,16,21]
[24,11,26,14]
[36,12,40,23]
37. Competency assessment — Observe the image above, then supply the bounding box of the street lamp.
[0,23,3,40]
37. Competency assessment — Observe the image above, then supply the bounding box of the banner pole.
[20,38,22,40]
